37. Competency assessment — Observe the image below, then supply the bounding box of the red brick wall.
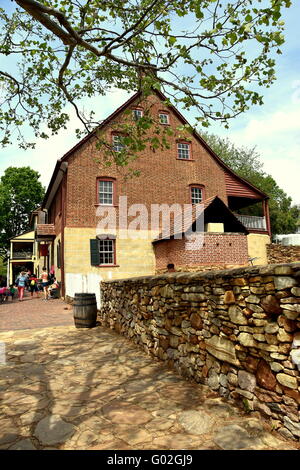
[64,93,228,228]
[154,233,249,271]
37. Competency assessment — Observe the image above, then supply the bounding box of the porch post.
[263,198,271,238]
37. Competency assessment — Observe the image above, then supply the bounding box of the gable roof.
[10,230,35,241]
[153,195,248,243]
[42,89,268,208]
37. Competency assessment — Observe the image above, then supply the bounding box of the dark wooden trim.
[61,172,67,297]
[247,229,269,235]
[263,199,272,238]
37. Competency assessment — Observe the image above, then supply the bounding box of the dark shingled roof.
[36,224,56,236]
[153,196,248,242]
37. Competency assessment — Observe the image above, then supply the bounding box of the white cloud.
[216,101,300,206]
[0,88,132,188]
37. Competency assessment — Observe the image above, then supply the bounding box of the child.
[6,285,16,302]
[29,274,39,298]
[48,278,59,299]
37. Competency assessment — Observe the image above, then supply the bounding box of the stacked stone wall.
[99,263,300,440]
[267,244,300,265]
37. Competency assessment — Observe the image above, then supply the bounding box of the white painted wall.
[65,273,103,308]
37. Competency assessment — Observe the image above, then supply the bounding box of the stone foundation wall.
[267,244,300,265]
[99,263,300,440]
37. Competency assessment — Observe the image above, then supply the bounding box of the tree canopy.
[0,0,291,156]
[0,167,45,257]
[201,131,300,235]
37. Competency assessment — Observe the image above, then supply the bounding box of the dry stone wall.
[99,262,300,440]
[267,244,300,264]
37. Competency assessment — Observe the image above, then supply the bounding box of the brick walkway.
[0,292,74,331]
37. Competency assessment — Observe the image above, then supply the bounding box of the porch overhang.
[153,196,248,244]
[35,224,56,242]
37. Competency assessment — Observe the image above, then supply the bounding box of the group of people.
[0,267,59,303]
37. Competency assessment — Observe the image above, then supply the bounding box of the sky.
[0,1,299,206]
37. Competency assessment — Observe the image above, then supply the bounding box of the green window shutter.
[90,239,100,266]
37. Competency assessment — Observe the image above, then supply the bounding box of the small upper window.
[112,134,125,152]
[132,108,143,120]
[191,186,203,204]
[177,142,190,160]
[159,112,169,125]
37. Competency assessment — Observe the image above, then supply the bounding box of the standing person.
[29,273,39,298]
[7,284,16,302]
[41,267,50,301]
[15,271,28,301]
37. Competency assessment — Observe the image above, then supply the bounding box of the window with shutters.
[90,238,117,266]
[99,239,115,265]
[57,240,61,269]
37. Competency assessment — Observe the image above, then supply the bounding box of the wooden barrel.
[73,293,97,328]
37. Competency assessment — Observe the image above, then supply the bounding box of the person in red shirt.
[28,273,39,298]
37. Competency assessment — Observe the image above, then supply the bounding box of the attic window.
[112,134,125,152]
[132,108,143,120]
[159,112,169,124]
[177,142,191,160]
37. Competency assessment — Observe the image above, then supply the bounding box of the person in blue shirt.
[15,271,28,301]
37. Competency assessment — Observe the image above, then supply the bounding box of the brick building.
[34,90,271,304]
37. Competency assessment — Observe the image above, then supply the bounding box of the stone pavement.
[0,293,73,331]
[0,324,299,450]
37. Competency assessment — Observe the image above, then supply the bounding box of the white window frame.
[99,239,115,265]
[191,187,203,204]
[132,108,143,120]
[112,134,125,152]
[177,142,190,160]
[99,180,114,205]
[159,112,169,124]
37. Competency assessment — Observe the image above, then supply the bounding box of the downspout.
[264,199,272,239]
[61,171,67,298]
[42,161,68,297]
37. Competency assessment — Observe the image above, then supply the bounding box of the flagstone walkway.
[0,294,73,331]
[1,325,299,451]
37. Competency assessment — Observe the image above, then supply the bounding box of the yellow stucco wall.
[64,227,156,280]
[247,233,271,265]
[205,223,224,233]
